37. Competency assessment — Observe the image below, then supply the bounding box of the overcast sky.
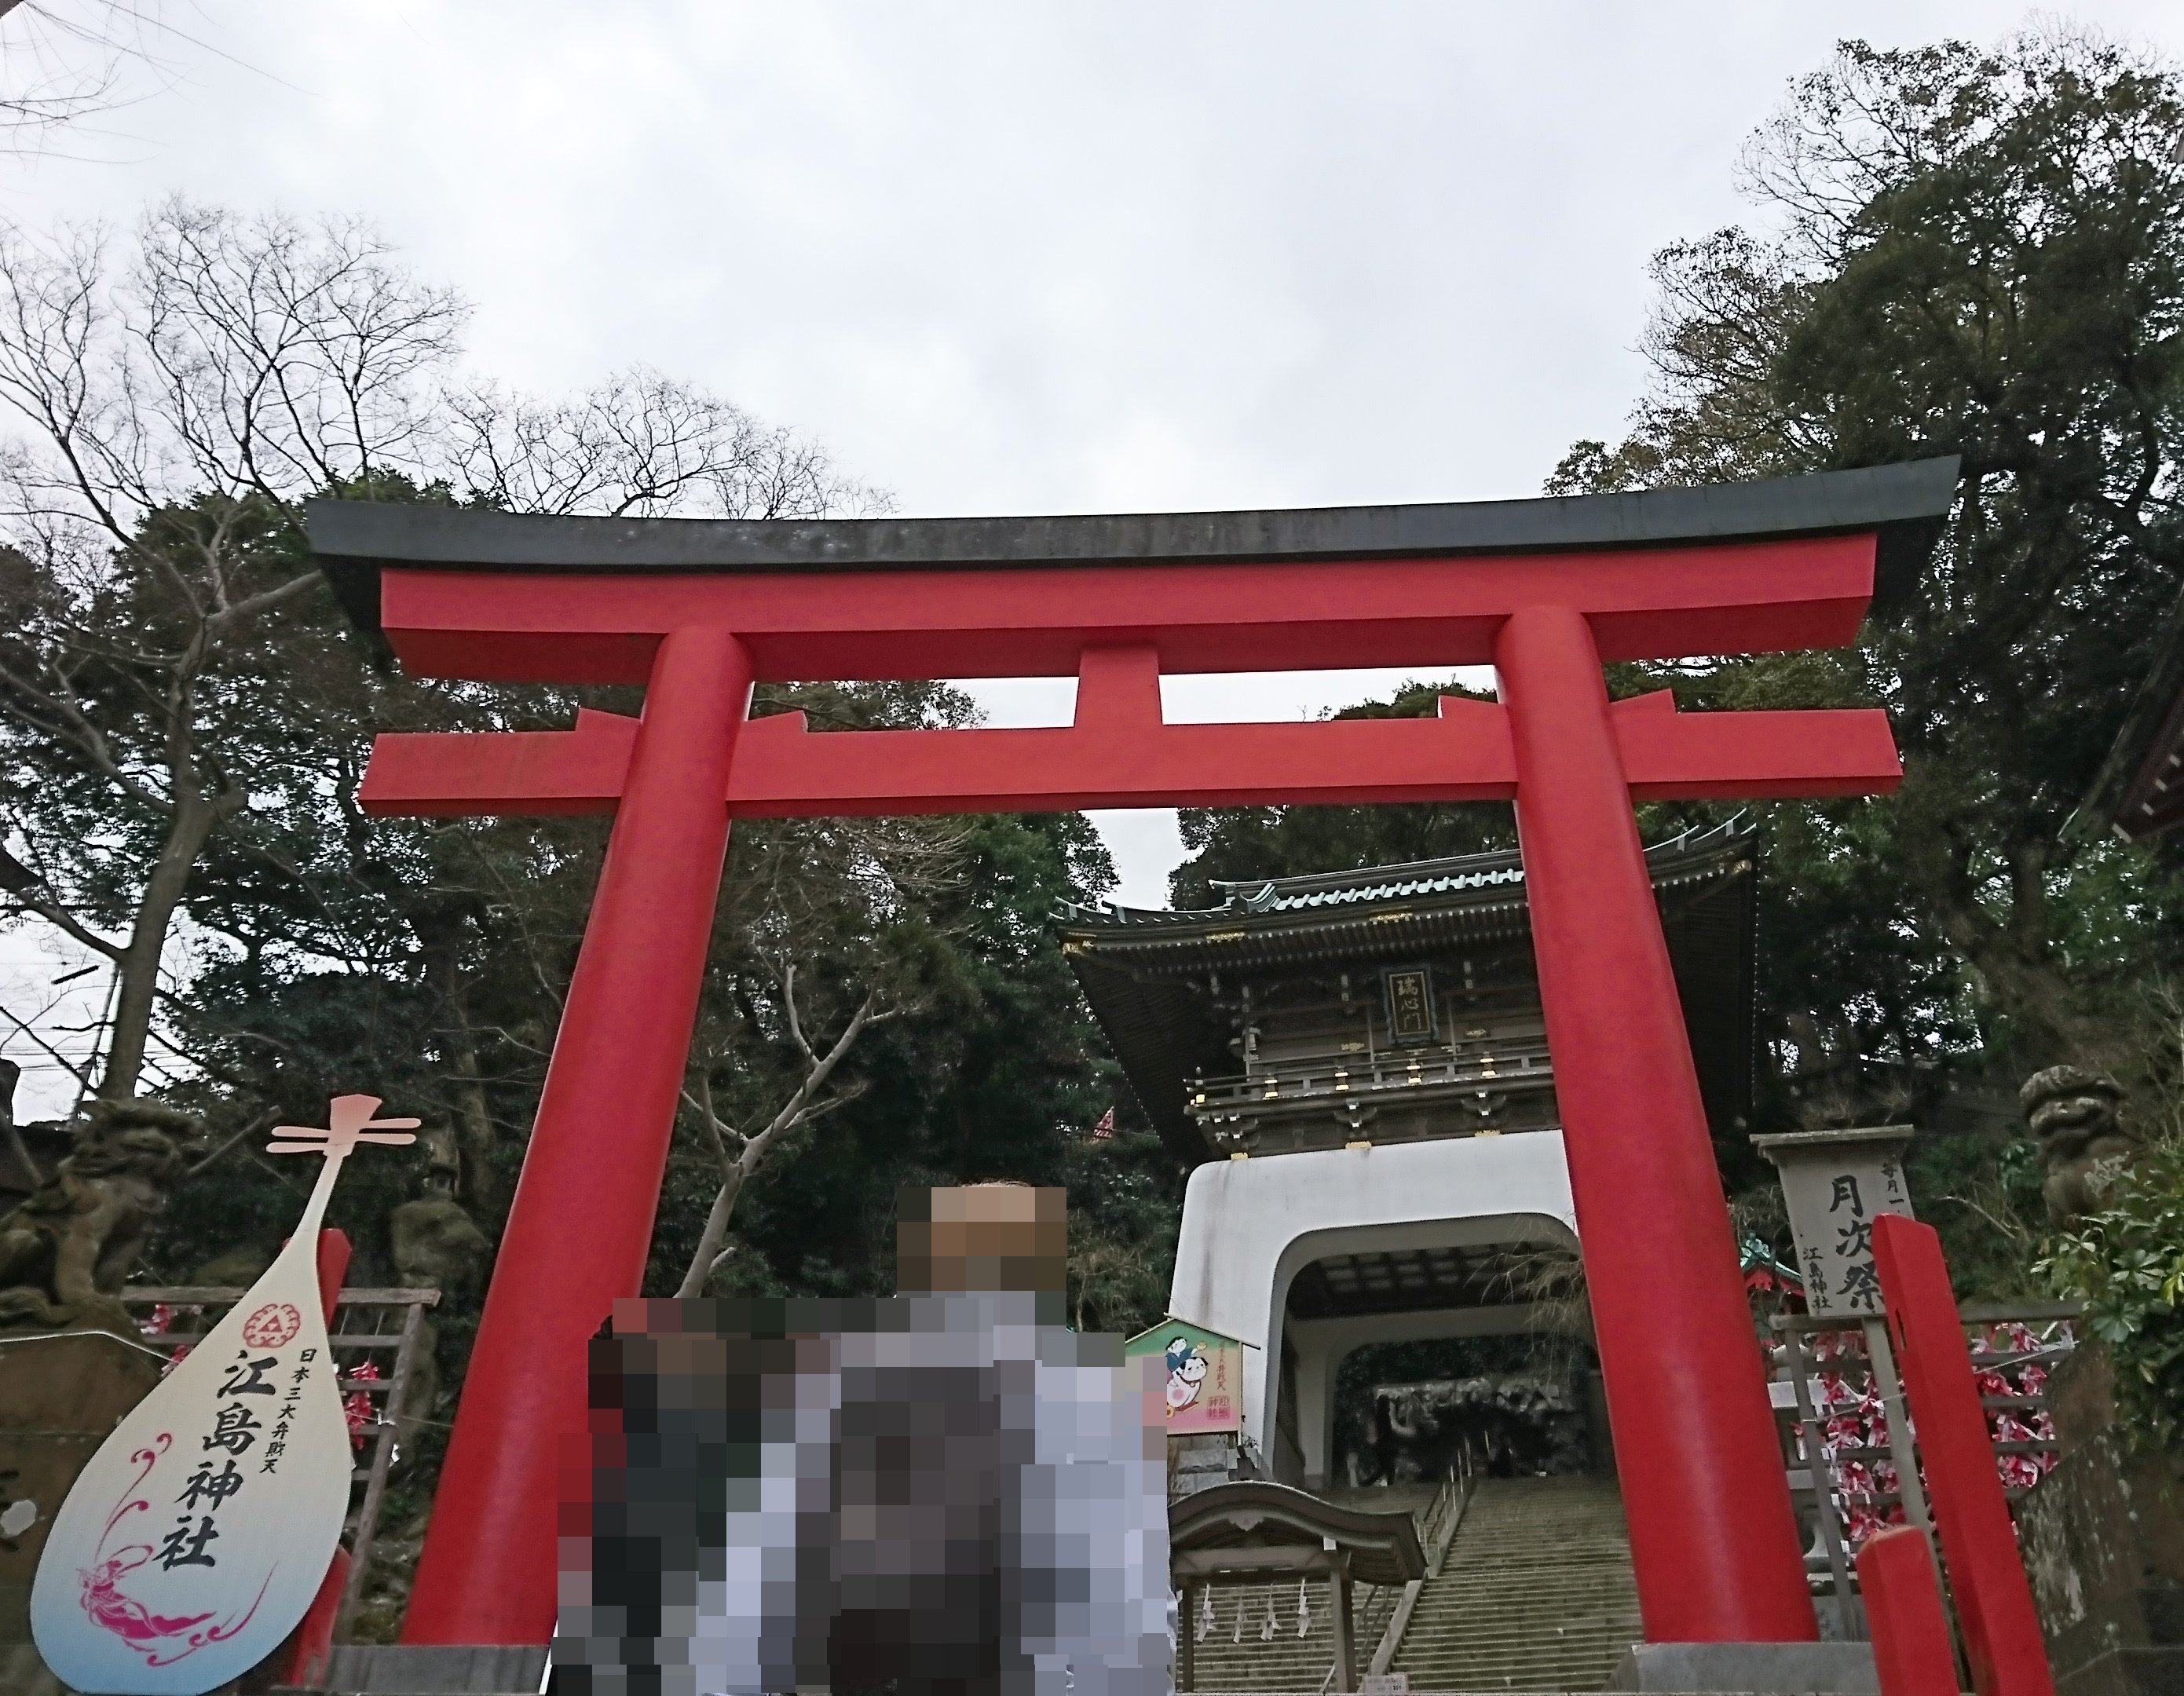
[5,2,2183,1114]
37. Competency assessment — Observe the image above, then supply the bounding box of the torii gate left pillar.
[309,458,1955,1652]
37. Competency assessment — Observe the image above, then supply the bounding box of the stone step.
[1406,1625,1641,1641]
[1407,1602,1642,1622]
[1390,1476,1639,1693]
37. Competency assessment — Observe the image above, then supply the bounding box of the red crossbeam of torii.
[363,663,1898,816]
[310,459,1958,1654]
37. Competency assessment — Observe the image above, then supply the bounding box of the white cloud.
[2,1,2176,1093]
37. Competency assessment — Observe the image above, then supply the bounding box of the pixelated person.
[555,1183,1168,1696]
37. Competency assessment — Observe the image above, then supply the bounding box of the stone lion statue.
[385,1124,492,1448]
[0,1097,203,1336]
[2020,1065,2139,1223]
[389,1125,491,1296]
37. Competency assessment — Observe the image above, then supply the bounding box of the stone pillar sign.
[1751,1125,1915,1318]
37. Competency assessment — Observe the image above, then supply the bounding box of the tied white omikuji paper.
[31,1095,416,1695]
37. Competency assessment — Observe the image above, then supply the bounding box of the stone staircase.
[1392,1474,1641,1692]
[201,1479,1635,1695]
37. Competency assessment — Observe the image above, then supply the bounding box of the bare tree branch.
[675,979,888,1298]
[0,198,889,1111]
[185,1106,276,1178]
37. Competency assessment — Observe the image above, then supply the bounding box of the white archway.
[1167,1133,1579,1487]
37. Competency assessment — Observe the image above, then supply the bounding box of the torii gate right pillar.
[1498,603,1815,1643]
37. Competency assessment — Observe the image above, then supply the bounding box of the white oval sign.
[31,1095,415,1694]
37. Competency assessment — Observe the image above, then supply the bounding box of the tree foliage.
[1550,30,2184,1091]
[1172,681,1512,905]
[0,207,1172,1506]
[1174,31,2184,1298]
[0,202,873,1109]
[2039,1135,2184,1451]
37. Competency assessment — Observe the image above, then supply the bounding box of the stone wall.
[2014,1344,2184,1696]
[0,1330,163,1696]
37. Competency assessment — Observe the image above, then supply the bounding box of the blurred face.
[898,1184,1066,1292]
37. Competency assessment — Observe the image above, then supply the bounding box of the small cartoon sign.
[31,1095,415,1694]
[1125,1318,1244,1435]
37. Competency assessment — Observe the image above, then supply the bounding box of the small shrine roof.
[1169,1480,1427,1588]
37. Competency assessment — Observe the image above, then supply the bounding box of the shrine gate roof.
[1203,857,1524,914]
[1058,814,1750,937]
[308,457,1959,645]
[1059,821,1756,1161]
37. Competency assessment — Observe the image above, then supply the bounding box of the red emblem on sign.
[240,1304,301,1350]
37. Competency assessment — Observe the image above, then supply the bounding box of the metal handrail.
[1353,1581,1399,1649]
[1367,1446,1476,1679]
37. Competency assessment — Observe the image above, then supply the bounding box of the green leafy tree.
[0,200,464,1102]
[648,802,1179,1333]
[0,199,1183,1636]
[2039,1136,2184,1450]
[0,199,872,1121]
[1172,31,2184,1294]
[1549,29,2184,1082]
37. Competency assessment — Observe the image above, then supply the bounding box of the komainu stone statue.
[386,1125,492,1446]
[2020,1065,2139,1223]
[0,1098,203,1336]
[388,1125,491,1298]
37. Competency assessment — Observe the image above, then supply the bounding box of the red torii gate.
[309,457,1958,1650]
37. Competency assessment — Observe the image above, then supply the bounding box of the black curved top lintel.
[307,456,1959,640]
